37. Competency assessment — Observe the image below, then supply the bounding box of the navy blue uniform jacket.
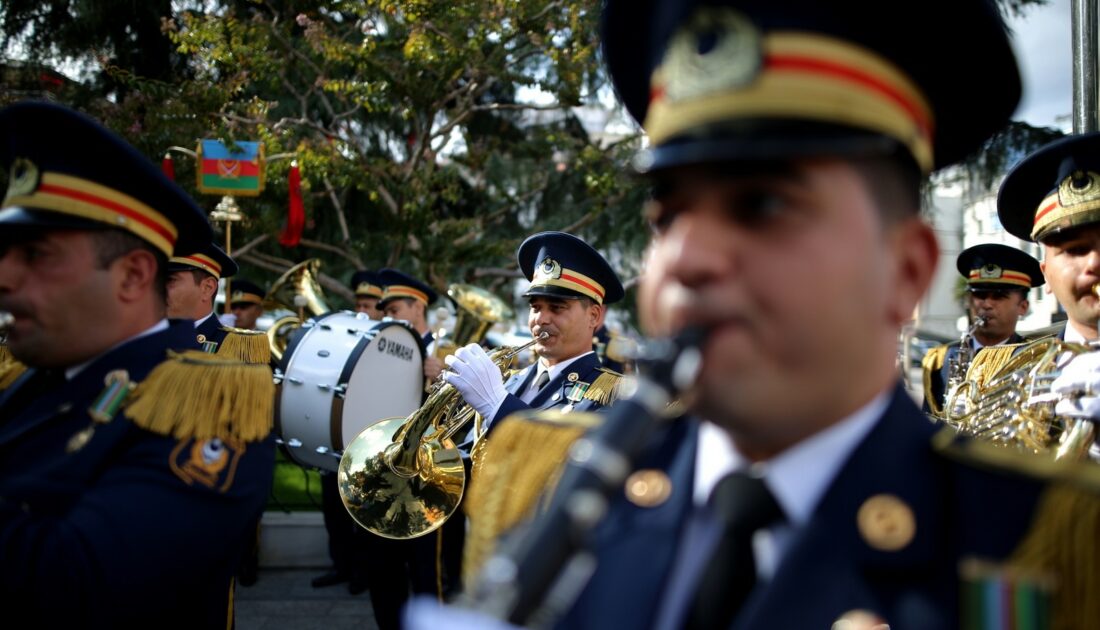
[559,384,1069,630]
[195,311,230,351]
[0,320,275,628]
[490,352,612,430]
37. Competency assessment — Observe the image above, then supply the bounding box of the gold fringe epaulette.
[216,327,272,365]
[0,346,28,390]
[966,343,1026,389]
[124,350,274,443]
[1009,484,1100,630]
[584,367,623,405]
[464,410,602,585]
[934,429,1100,629]
[920,344,949,416]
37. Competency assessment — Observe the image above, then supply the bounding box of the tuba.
[433,284,515,360]
[264,259,332,362]
[337,331,547,539]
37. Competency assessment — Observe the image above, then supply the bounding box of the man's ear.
[886,218,938,327]
[590,303,607,330]
[201,275,219,302]
[114,249,158,304]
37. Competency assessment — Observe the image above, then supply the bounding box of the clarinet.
[463,326,708,627]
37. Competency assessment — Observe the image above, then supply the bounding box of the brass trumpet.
[337,331,548,539]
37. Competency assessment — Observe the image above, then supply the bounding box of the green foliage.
[57,0,649,317]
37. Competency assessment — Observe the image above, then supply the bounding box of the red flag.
[279,161,305,247]
[162,154,175,181]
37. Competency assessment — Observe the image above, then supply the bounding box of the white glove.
[443,343,508,420]
[218,312,237,327]
[1051,351,1100,419]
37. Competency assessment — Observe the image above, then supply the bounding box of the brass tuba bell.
[433,283,515,360]
[263,258,332,362]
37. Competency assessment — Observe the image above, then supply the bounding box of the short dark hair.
[89,228,168,302]
[848,150,923,224]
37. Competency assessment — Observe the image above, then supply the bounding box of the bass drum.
[275,312,425,471]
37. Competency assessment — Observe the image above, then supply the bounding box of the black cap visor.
[634,120,907,175]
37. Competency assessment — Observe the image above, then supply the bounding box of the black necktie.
[533,370,550,392]
[684,471,784,629]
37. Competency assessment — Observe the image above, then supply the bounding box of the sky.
[1009,0,1074,130]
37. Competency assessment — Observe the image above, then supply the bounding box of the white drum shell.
[276,312,424,471]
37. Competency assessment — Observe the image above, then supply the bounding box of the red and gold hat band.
[1032,171,1100,240]
[967,268,1032,289]
[4,170,178,255]
[171,253,223,278]
[530,265,606,304]
[647,23,935,173]
[231,291,264,305]
[382,285,429,305]
[356,283,384,298]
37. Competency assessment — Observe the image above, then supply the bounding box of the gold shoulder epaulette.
[216,327,271,365]
[0,345,28,389]
[125,350,274,443]
[585,367,623,405]
[920,344,951,416]
[965,342,1026,389]
[933,427,1100,628]
[464,409,602,585]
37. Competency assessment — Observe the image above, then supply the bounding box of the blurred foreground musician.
[0,101,274,625]
[922,243,1042,416]
[998,132,1100,460]
[408,2,1100,629]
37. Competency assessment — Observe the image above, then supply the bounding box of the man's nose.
[661,205,738,289]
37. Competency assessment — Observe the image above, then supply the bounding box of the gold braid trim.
[124,350,274,442]
[463,410,602,586]
[216,327,272,365]
[0,346,28,390]
[921,344,949,417]
[584,368,623,405]
[965,343,1025,389]
[1009,484,1100,630]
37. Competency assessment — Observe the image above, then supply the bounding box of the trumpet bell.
[337,416,466,539]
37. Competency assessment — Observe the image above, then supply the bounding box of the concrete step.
[259,511,329,568]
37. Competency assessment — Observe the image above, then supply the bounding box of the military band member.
[998,131,1100,459]
[407,2,1100,629]
[0,101,274,625]
[444,231,625,428]
[228,279,266,331]
[921,243,1043,416]
[165,243,269,364]
[351,268,385,319]
[166,242,237,350]
[378,268,444,381]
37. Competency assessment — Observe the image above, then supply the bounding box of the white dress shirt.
[519,351,594,404]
